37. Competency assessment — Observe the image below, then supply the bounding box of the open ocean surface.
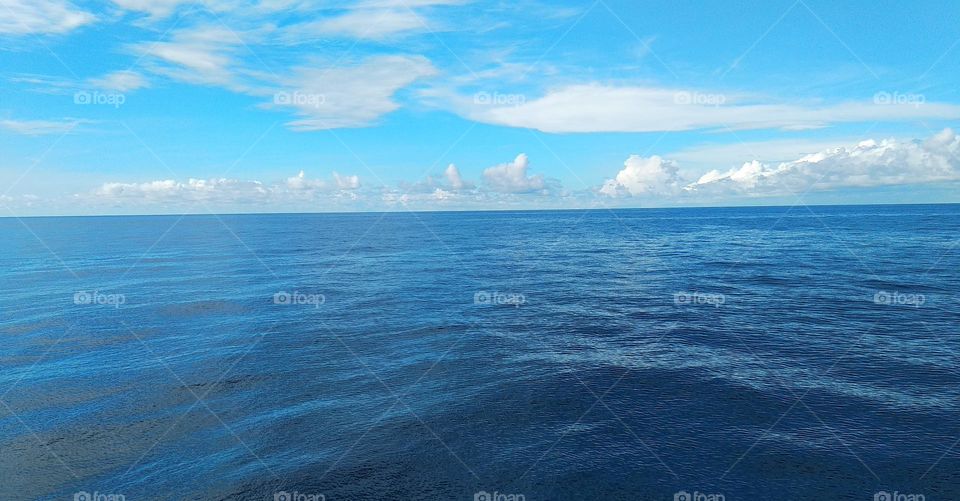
[1,204,959,501]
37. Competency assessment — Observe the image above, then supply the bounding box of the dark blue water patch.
[0,204,958,500]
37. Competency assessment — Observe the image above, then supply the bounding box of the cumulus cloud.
[599,129,960,200]
[444,163,473,190]
[395,164,474,199]
[286,170,362,191]
[464,84,960,133]
[0,0,95,35]
[92,169,363,209]
[600,155,683,197]
[686,129,960,195]
[96,178,271,203]
[482,153,546,193]
[333,172,361,189]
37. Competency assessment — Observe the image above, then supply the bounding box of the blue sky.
[1,0,959,215]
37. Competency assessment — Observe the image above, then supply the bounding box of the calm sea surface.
[1,205,958,500]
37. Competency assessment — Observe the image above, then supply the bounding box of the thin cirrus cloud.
[0,118,83,135]
[464,84,960,133]
[0,0,95,35]
[271,55,438,130]
[87,70,150,92]
[125,21,439,129]
[127,25,254,91]
[282,9,428,41]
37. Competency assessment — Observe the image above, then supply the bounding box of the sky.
[1,0,959,215]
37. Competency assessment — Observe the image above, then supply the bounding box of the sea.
[1,204,958,500]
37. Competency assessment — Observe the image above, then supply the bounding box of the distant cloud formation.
[93,171,363,208]
[96,178,272,202]
[444,164,472,190]
[600,129,960,199]
[482,154,546,193]
[20,130,959,213]
[600,155,683,197]
[687,128,960,195]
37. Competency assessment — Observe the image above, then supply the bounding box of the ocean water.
[1,204,958,501]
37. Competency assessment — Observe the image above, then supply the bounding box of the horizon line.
[2,201,957,219]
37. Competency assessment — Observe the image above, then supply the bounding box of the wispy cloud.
[460,84,960,133]
[0,118,83,135]
[87,70,149,92]
[270,55,437,130]
[0,0,95,35]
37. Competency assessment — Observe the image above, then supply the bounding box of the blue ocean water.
[1,204,958,500]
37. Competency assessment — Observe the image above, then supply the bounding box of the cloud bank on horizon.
[0,0,958,214]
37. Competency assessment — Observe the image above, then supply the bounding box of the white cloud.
[668,137,875,170]
[445,163,473,189]
[88,70,149,92]
[0,118,82,135]
[285,170,325,191]
[129,25,255,91]
[95,178,271,203]
[272,55,437,130]
[599,129,960,200]
[109,0,237,19]
[131,24,438,129]
[482,153,546,193]
[0,0,94,35]
[94,170,363,207]
[286,170,361,191]
[600,155,682,197]
[284,9,426,40]
[333,172,361,189]
[464,84,960,133]
[686,129,960,195]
